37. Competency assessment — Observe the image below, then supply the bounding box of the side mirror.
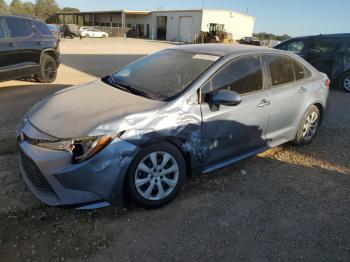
[210,89,242,111]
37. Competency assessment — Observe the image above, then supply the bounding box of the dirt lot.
[0,38,349,262]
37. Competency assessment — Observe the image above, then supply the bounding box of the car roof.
[0,14,43,22]
[170,44,283,57]
[286,33,350,41]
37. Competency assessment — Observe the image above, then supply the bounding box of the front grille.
[20,152,57,198]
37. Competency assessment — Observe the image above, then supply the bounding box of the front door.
[0,17,19,81]
[200,55,270,167]
[156,16,167,40]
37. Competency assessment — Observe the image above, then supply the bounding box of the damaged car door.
[200,55,270,170]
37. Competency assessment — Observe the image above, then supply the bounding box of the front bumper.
[18,134,139,209]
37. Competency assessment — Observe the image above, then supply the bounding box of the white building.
[56,9,255,42]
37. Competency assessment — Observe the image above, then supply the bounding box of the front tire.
[338,72,350,92]
[36,54,57,83]
[294,105,320,145]
[126,143,186,208]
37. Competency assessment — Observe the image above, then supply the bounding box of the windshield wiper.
[107,75,153,99]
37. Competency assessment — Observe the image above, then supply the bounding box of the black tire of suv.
[338,71,350,93]
[126,142,186,209]
[36,54,57,83]
[294,105,320,145]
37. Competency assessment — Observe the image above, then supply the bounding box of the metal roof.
[54,9,255,19]
[56,10,151,15]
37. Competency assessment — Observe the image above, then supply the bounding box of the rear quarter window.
[33,21,53,36]
[263,54,295,86]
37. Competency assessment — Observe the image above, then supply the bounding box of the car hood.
[27,79,163,138]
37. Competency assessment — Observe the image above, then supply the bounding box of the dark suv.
[0,15,60,83]
[274,34,350,92]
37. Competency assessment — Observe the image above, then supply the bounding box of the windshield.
[108,49,218,100]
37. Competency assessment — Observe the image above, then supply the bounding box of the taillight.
[325,79,331,87]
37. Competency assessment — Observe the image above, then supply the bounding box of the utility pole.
[202,0,205,9]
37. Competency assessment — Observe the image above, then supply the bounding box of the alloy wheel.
[302,111,319,141]
[135,151,179,201]
[44,61,56,80]
[344,76,350,91]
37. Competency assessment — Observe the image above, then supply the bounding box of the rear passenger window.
[309,39,339,59]
[263,54,295,86]
[0,18,10,39]
[202,56,263,97]
[33,21,53,36]
[293,60,311,80]
[6,17,33,38]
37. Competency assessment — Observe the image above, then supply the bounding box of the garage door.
[179,16,193,43]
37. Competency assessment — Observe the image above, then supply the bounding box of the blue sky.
[5,0,349,36]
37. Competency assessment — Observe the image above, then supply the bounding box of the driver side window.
[201,56,263,102]
[283,40,305,54]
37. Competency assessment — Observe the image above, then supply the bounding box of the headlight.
[36,134,118,163]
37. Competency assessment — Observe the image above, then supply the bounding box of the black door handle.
[36,41,42,45]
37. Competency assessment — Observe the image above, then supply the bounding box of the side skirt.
[202,146,270,174]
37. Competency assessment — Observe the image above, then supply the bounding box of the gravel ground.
[0,38,349,262]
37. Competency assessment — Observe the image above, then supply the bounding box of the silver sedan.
[17,44,329,209]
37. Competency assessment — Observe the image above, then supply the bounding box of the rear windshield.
[110,49,218,100]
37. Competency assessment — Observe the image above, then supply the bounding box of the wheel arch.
[139,137,193,177]
[313,102,324,124]
[40,48,57,65]
[337,70,350,90]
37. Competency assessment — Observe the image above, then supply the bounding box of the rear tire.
[35,54,57,83]
[294,105,320,145]
[126,142,186,208]
[338,72,350,92]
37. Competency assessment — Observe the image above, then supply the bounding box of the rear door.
[0,17,19,80]
[6,17,41,71]
[306,37,340,77]
[262,54,312,145]
[200,55,270,167]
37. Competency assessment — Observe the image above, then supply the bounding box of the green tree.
[10,0,34,15]
[253,32,291,41]
[34,0,59,21]
[61,7,80,13]
[0,0,9,13]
